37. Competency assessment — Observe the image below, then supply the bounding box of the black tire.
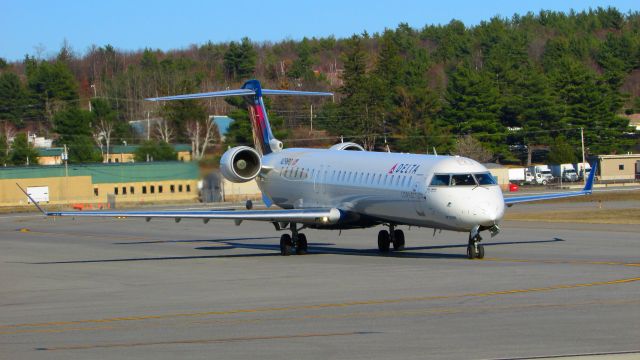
[392,229,405,251]
[467,244,476,259]
[378,230,390,253]
[280,234,293,256]
[476,244,485,259]
[296,233,308,255]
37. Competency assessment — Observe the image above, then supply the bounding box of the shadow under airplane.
[22,237,564,265]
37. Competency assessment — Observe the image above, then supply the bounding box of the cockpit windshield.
[450,174,476,186]
[429,172,497,187]
[474,172,497,185]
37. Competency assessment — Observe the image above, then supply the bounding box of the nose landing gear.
[279,222,308,256]
[467,225,485,259]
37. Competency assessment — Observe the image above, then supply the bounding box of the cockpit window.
[450,174,476,186]
[430,174,450,186]
[474,172,497,185]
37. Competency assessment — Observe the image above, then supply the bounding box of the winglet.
[582,162,597,193]
[16,183,47,215]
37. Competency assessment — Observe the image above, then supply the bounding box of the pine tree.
[53,108,102,163]
[0,72,28,126]
[9,133,39,166]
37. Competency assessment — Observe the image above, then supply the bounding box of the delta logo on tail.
[388,163,420,174]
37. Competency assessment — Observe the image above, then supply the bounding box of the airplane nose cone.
[475,193,505,226]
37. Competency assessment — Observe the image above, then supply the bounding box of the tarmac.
[0,202,639,359]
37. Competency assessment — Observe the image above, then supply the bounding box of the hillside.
[0,7,639,164]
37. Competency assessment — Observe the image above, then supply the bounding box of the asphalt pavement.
[0,207,639,359]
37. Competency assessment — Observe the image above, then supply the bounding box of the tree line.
[0,7,639,165]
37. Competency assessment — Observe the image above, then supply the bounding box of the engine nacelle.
[329,142,365,151]
[220,146,262,183]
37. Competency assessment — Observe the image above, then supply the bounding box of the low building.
[36,144,192,165]
[211,115,234,141]
[104,144,192,163]
[1,162,199,207]
[592,154,640,181]
[37,148,64,165]
[483,163,510,191]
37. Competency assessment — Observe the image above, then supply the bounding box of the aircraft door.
[413,176,426,216]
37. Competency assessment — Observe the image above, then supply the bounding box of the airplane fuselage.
[258,148,505,232]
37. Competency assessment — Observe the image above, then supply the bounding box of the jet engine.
[329,142,365,151]
[220,146,262,183]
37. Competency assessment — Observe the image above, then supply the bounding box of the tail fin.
[241,80,279,155]
[147,80,332,156]
[582,161,597,193]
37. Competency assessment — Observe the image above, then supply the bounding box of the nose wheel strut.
[467,225,485,259]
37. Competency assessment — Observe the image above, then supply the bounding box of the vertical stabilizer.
[241,80,281,155]
[145,79,332,156]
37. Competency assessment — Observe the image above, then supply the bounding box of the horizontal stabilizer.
[147,88,332,102]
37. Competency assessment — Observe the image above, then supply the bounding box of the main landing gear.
[467,225,485,259]
[279,222,308,256]
[377,224,405,253]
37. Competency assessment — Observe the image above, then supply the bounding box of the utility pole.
[89,84,96,112]
[63,144,68,177]
[146,111,151,141]
[581,127,586,185]
[310,104,313,133]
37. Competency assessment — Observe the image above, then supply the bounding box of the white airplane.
[18,79,597,259]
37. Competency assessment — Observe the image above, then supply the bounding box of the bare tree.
[155,118,174,142]
[453,135,494,163]
[2,121,16,162]
[186,119,218,160]
[92,118,114,159]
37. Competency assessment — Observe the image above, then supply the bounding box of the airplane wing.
[15,183,341,225]
[504,162,597,205]
[43,208,341,225]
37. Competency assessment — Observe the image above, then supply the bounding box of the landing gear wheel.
[467,234,484,260]
[392,229,405,251]
[378,230,390,253]
[467,244,477,259]
[296,233,308,255]
[280,234,293,256]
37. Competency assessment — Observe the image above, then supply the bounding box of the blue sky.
[1,0,637,61]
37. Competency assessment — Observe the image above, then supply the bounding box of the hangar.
[0,162,199,207]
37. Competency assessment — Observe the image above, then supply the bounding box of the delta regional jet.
[19,80,597,259]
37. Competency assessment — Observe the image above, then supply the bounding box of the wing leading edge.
[44,208,342,225]
[504,162,597,205]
